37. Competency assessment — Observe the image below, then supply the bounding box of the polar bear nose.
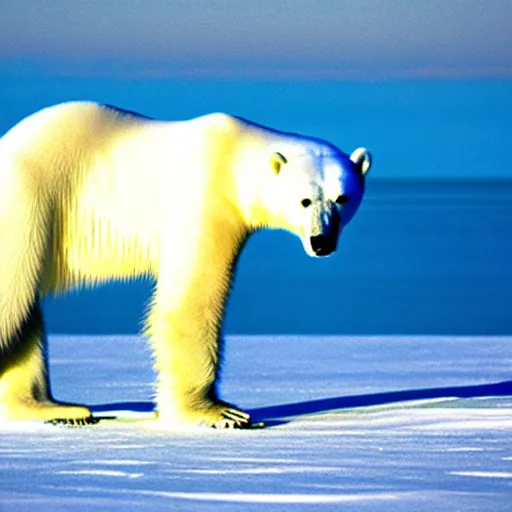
[310,234,337,256]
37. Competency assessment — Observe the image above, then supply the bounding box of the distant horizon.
[3,57,512,82]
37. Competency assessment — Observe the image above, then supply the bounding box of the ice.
[1,335,511,511]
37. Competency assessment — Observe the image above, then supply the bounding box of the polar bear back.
[0,103,245,289]
[1,102,241,230]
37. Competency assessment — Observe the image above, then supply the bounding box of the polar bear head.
[247,140,371,257]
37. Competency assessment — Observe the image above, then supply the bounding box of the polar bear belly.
[44,168,163,291]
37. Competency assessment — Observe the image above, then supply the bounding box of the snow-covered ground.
[1,335,511,511]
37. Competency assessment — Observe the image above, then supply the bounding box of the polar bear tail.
[0,155,50,349]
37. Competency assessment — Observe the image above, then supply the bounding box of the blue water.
[41,179,512,335]
[1,74,511,334]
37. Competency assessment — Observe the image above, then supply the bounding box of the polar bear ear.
[350,147,372,176]
[271,152,287,175]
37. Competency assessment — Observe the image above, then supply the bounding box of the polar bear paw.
[0,400,93,424]
[47,416,100,427]
[158,400,263,430]
[208,406,253,429]
[192,403,254,429]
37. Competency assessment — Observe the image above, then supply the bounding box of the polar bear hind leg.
[0,157,92,423]
[0,301,92,424]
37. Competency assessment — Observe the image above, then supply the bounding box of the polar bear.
[0,102,371,429]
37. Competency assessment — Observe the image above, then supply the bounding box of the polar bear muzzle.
[308,201,341,256]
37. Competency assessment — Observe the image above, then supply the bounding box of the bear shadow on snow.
[89,379,512,427]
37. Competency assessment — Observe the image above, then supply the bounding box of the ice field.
[1,335,511,511]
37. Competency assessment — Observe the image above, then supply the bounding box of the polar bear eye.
[301,199,312,208]
[335,194,349,206]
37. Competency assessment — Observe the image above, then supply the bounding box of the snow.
[1,335,511,511]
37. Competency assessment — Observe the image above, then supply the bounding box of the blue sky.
[1,0,511,80]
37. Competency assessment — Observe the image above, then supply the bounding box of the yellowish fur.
[0,102,369,428]
[0,103,267,427]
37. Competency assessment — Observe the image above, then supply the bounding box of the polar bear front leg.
[0,302,92,424]
[146,284,251,429]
